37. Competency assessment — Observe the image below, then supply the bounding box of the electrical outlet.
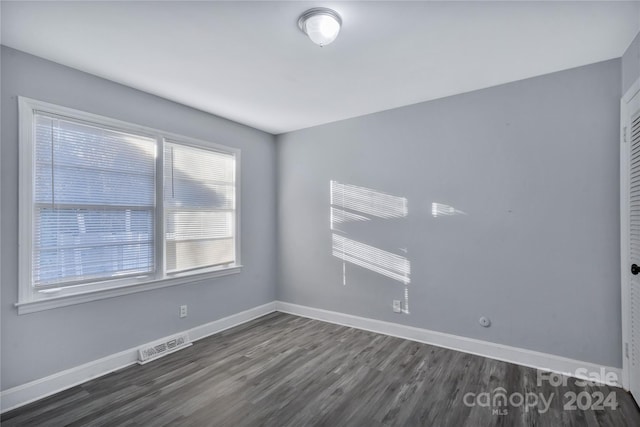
[180,305,188,318]
[392,300,401,313]
[479,316,491,327]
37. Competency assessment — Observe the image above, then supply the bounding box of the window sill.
[15,265,243,315]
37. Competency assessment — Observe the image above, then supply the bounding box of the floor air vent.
[137,333,192,365]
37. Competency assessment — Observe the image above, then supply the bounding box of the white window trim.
[17,97,242,314]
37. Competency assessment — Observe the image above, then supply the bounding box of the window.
[18,98,241,313]
[163,142,236,273]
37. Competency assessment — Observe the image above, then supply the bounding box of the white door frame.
[621,76,640,392]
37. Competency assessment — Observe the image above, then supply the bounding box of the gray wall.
[277,59,622,368]
[623,31,640,95]
[0,44,626,391]
[0,46,277,390]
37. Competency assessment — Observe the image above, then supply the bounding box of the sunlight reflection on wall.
[332,235,410,284]
[330,181,411,314]
[431,202,466,217]
[331,181,407,223]
[330,207,369,230]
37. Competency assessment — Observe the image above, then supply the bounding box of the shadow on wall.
[329,181,411,313]
[329,181,468,315]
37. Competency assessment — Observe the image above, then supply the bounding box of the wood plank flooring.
[2,312,639,426]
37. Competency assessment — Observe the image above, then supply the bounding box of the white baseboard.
[275,301,623,388]
[0,301,276,414]
[1,300,622,414]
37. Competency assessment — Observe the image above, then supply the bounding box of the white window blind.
[164,142,236,273]
[19,97,241,312]
[33,114,156,288]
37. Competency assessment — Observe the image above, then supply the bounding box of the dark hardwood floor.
[2,312,639,426]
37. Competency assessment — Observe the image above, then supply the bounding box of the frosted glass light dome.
[298,8,342,47]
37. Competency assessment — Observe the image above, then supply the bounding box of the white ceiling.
[2,1,639,134]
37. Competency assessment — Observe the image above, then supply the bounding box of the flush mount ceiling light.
[298,7,342,47]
